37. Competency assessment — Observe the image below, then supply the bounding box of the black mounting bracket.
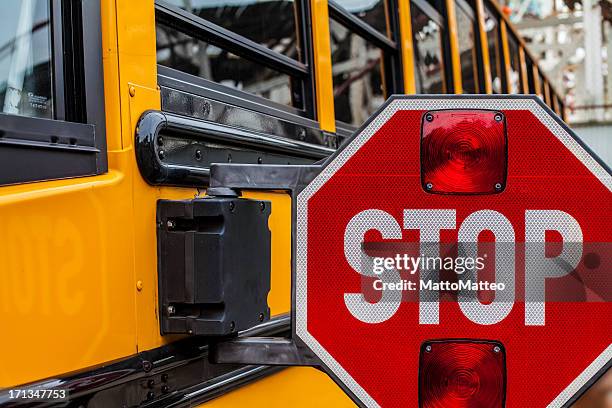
[207,163,322,367]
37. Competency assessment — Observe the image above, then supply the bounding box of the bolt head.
[493,345,501,353]
[425,182,433,190]
[495,183,503,190]
[167,305,175,315]
[425,345,432,352]
[425,113,434,122]
[494,113,503,122]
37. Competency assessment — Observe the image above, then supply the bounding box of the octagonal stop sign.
[294,96,611,407]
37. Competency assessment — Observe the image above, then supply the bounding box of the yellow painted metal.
[475,0,492,94]
[0,0,140,387]
[201,368,354,407]
[311,0,336,132]
[101,0,123,152]
[445,0,463,94]
[499,21,512,94]
[398,0,416,94]
[518,46,529,94]
[0,168,137,387]
[0,0,295,387]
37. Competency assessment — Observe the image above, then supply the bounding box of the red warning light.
[421,110,507,194]
[419,340,506,408]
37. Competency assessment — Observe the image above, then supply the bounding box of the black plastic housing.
[157,197,271,336]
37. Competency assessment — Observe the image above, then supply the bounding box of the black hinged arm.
[209,163,321,192]
[208,163,322,367]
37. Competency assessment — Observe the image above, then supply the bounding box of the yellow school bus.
[0,0,567,406]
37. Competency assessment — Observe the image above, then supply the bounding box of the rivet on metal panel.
[142,360,152,372]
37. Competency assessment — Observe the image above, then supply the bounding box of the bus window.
[157,25,297,107]
[328,1,400,127]
[484,6,502,93]
[329,18,385,126]
[538,72,546,100]
[155,1,311,114]
[334,0,389,37]
[0,0,53,119]
[410,0,446,94]
[526,56,536,94]
[507,35,522,93]
[556,96,564,117]
[543,80,551,106]
[455,0,478,93]
[161,0,302,61]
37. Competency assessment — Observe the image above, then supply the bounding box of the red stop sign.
[294,96,611,407]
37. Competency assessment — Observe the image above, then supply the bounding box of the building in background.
[504,0,611,162]
[506,0,612,123]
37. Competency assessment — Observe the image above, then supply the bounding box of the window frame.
[155,0,316,119]
[328,0,403,131]
[419,0,459,93]
[0,0,107,186]
[409,0,448,94]
[526,55,536,94]
[506,32,523,93]
[538,71,546,100]
[477,3,503,94]
[454,0,480,93]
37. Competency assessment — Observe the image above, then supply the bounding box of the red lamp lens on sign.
[421,110,507,194]
[419,340,506,408]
